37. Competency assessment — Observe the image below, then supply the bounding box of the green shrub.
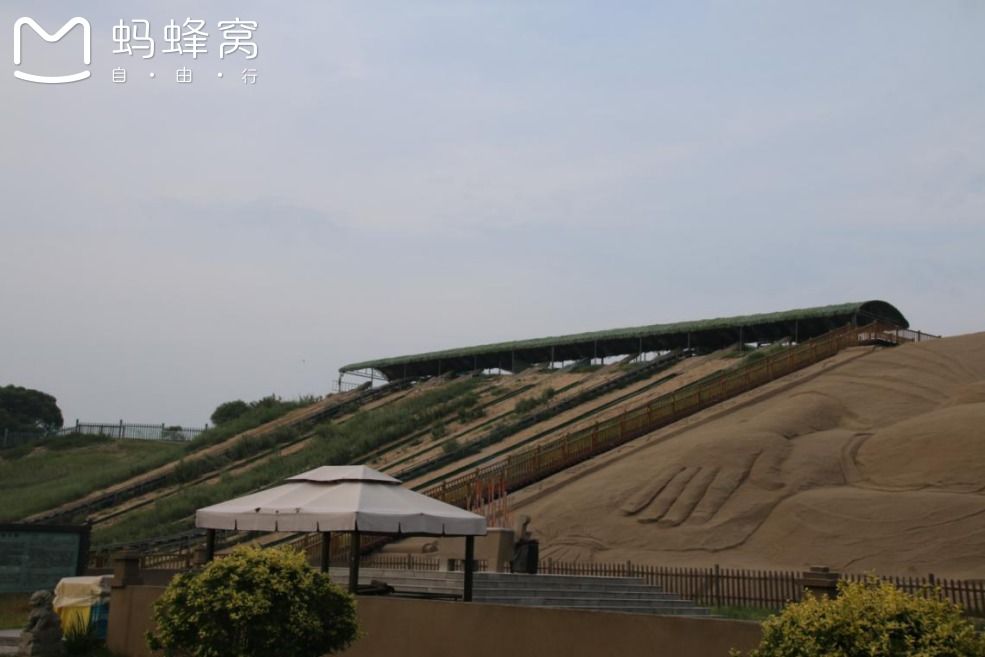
[734,578,985,657]
[63,616,102,657]
[148,546,358,657]
[187,396,310,453]
[514,387,556,414]
[210,400,251,426]
[441,438,461,454]
[431,422,447,439]
[457,405,486,423]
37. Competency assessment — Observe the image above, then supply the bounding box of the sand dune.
[520,332,985,578]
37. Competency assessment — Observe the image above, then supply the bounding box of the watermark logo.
[13,16,91,84]
[13,16,259,87]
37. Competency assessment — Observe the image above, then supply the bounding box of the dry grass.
[0,593,29,630]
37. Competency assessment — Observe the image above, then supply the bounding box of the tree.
[734,578,985,657]
[148,546,358,657]
[210,400,250,426]
[0,385,63,433]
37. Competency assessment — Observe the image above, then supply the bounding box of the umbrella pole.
[464,535,475,602]
[320,532,331,574]
[348,530,360,594]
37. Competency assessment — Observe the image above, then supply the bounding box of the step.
[0,631,20,651]
[474,581,657,592]
[324,568,711,614]
[476,596,694,608]
[474,589,682,601]
[537,605,710,616]
[479,574,649,585]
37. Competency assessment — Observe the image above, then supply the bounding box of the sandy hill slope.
[515,332,985,578]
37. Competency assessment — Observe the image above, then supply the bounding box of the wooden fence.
[843,572,985,616]
[542,561,803,610]
[540,560,984,616]
[423,323,894,509]
[139,551,194,570]
[133,546,488,574]
[125,543,982,616]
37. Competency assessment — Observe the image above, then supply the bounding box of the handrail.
[422,323,891,508]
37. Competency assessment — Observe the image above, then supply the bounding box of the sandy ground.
[515,333,985,578]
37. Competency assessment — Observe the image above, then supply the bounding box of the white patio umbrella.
[195,466,487,599]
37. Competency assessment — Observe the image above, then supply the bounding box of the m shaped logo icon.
[13,17,91,84]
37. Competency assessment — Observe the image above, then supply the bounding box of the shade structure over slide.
[340,300,909,380]
[196,466,487,598]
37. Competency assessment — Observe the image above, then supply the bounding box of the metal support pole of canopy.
[205,529,216,562]
[321,532,331,574]
[463,535,475,602]
[348,530,360,594]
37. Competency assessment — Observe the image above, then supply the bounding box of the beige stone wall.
[108,583,761,657]
[347,597,761,657]
[107,584,165,657]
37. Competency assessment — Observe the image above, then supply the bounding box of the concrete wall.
[347,597,761,657]
[108,584,761,657]
[107,584,166,657]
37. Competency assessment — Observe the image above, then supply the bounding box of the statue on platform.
[511,515,539,574]
[17,591,65,657]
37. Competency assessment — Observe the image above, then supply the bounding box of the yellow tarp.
[54,576,111,634]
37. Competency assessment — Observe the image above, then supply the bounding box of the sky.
[1,1,984,427]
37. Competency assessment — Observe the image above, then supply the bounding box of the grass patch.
[514,387,556,414]
[0,438,185,522]
[569,361,602,373]
[0,593,29,630]
[724,342,790,362]
[711,605,776,621]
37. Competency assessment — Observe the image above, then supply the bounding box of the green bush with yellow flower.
[148,546,358,657]
[734,578,985,657]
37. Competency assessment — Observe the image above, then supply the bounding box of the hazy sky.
[2,2,984,426]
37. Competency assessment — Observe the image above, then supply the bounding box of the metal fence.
[1,421,208,448]
[66,421,208,441]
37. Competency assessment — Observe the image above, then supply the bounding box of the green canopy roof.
[341,300,908,380]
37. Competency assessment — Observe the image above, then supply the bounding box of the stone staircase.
[0,630,20,656]
[327,568,710,616]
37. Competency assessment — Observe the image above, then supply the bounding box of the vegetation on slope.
[184,395,318,452]
[94,378,483,545]
[0,435,185,522]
